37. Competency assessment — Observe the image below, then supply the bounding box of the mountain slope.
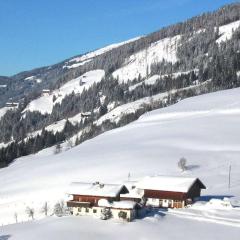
[0,87,240,226]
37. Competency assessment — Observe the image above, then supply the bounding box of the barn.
[66,182,137,221]
[136,176,206,208]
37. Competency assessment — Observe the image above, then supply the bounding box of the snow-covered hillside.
[113,35,181,82]
[1,88,240,231]
[23,70,105,114]
[63,37,141,69]
[216,20,240,44]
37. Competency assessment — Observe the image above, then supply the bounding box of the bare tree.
[26,207,35,220]
[178,157,187,171]
[54,143,62,154]
[41,202,50,216]
[66,138,74,150]
[14,212,18,223]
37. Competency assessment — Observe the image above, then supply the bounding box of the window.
[93,209,97,214]
[86,208,89,213]
[78,207,81,212]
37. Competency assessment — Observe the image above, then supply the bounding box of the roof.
[136,175,206,193]
[98,199,136,209]
[67,182,128,198]
[120,180,144,199]
[120,189,144,199]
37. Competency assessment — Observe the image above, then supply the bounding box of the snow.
[0,107,8,120]
[129,70,198,91]
[64,37,141,69]
[96,91,169,125]
[1,215,240,240]
[136,176,203,193]
[1,87,240,232]
[96,82,207,125]
[98,199,136,209]
[112,35,181,82]
[63,60,91,69]
[120,186,144,200]
[23,70,105,114]
[24,76,42,83]
[23,94,53,114]
[216,20,240,44]
[27,113,83,139]
[68,182,125,197]
[129,75,160,91]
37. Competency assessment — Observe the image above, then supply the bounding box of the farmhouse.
[136,176,206,208]
[66,176,206,221]
[66,182,138,221]
[41,89,51,96]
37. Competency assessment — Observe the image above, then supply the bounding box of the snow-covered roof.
[120,189,144,199]
[136,176,205,193]
[98,199,136,209]
[121,180,144,199]
[68,182,127,197]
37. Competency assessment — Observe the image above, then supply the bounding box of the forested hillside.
[0,3,240,167]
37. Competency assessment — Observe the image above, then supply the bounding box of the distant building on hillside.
[42,89,51,96]
[5,102,19,108]
[81,112,91,118]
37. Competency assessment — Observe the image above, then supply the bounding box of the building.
[81,112,91,118]
[136,176,206,208]
[66,182,138,221]
[42,89,50,96]
[120,181,144,203]
[5,102,19,108]
[66,176,206,221]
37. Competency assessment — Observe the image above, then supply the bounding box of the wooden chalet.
[67,182,137,221]
[136,176,206,208]
[66,176,206,221]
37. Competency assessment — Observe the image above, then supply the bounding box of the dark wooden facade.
[67,185,129,208]
[68,194,117,207]
[143,178,206,205]
[120,196,142,203]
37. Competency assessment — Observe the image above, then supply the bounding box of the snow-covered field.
[1,214,239,240]
[216,20,240,44]
[1,87,240,238]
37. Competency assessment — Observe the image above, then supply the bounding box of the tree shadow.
[198,195,234,202]
[0,235,11,240]
[186,164,200,171]
[137,207,166,219]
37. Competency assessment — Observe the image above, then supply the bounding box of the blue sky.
[0,0,237,76]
